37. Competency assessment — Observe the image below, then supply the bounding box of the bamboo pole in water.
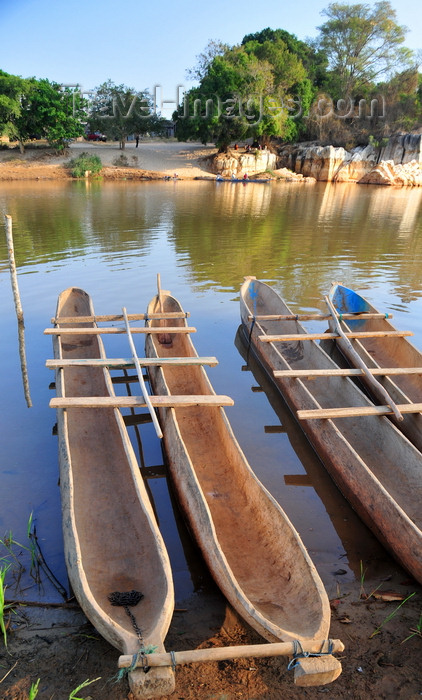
[5,215,32,407]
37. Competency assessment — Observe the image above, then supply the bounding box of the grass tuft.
[68,677,101,699]
[28,678,40,699]
[369,591,416,639]
[402,611,422,643]
[0,563,11,646]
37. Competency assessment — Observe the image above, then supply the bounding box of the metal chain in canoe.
[108,589,153,672]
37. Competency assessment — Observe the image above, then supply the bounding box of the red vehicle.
[85,132,107,142]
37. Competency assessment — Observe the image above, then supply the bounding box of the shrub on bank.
[112,154,130,167]
[65,152,102,178]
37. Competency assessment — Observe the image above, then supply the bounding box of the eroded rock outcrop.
[212,149,277,178]
[272,167,316,183]
[379,133,422,164]
[359,160,422,186]
[277,143,379,182]
[279,144,349,181]
[277,134,422,185]
[335,145,378,182]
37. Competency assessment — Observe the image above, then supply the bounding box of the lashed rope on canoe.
[115,645,159,681]
[287,638,335,670]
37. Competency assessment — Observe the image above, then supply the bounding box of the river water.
[1,178,422,603]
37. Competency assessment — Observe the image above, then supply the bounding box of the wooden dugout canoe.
[240,277,422,585]
[328,282,422,451]
[50,288,174,699]
[145,289,342,687]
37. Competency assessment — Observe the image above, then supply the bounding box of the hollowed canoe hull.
[52,287,174,699]
[240,277,422,585]
[144,291,332,649]
[328,283,422,452]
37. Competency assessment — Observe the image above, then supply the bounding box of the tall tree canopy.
[241,28,328,87]
[174,31,313,150]
[317,1,414,96]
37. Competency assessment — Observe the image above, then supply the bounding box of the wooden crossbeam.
[297,403,422,420]
[284,474,312,486]
[44,326,196,336]
[249,312,392,322]
[259,330,412,343]
[50,395,234,409]
[111,374,141,385]
[273,367,422,378]
[46,357,218,369]
[141,465,167,479]
[123,413,152,427]
[118,638,344,669]
[50,311,189,323]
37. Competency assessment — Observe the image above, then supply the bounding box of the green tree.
[174,34,310,150]
[0,73,86,152]
[88,81,166,149]
[0,70,33,152]
[24,79,86,151]
[317,1,414,97]
[241,28,328,88]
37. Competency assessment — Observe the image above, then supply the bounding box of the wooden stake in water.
[5,215,32,407]
[5,215,23,323]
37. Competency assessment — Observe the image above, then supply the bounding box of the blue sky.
[1,0,421,111]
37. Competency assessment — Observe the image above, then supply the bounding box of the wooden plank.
[123,413,152,426]
[259,330,412,343]
[44,326,196,336]
[273,367,422,378]
[297,403,422,420]
[47,358,135,369]
[249,312,392,321]
[111,374,141,384]
[50,395,235,409]
[50,311,189,323]
[118,638,344,669]
[324,293,403,423]
[284,474,312,486]
[46,357,218,369]
[141,465,167,479]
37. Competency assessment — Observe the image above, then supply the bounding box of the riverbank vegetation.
[175,2,421,150]
[65,152,103,178]
[0,2,421,153]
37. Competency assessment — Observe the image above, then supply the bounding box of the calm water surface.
[1,179,422,604]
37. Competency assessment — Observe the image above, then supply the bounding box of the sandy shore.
[0,139,219,180]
